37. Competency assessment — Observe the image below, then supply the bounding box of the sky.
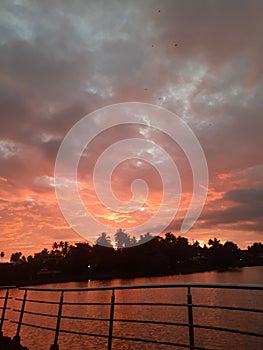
[0,0,262,259]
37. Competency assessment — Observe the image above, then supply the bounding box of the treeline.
[0,231,263,286]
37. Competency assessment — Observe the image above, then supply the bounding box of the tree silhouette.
[61,241,70,256]
[138,232,153,245]
[10,252,22,263]
[248,242,263,256]
[51,241,71,257]
[52,242,58,250]
[208,238,221,249]
[96,232,113,248]
[222,241,240,267]
[164,232,177,244]
[1,232,261,286]
[115,228,132,248]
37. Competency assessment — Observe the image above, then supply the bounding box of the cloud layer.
[0,0,262,257]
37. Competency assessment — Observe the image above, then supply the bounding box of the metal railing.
[4,283,263,349]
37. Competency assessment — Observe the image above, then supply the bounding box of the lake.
[1,266,263,350]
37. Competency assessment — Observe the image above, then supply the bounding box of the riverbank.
[2,235,262,288]
[1,262,262,288]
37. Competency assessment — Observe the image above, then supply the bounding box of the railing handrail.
[0,285,16,290]
[18,282,263,292]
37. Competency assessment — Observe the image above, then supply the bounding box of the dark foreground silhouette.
[0,334,28,350]
[0,232,262,286]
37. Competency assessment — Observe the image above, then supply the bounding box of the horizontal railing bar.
[19,282,263,292]
[9,320,209,349]
[115,302,186,306]
[115,319,263,339]
[115,302,263,313]
[15,299,111,306]
[15,299,110,306]
[19,313,262,339]
[11,301,263,338]
[15,298,60,305]
[83,301,263,316]
[0,286,16,290]
[11,315,263,339]
[191,303,263,313]
[13,309,58,318]
[193,324,263,338]
[114,319,263,338]
[12,311,187,327]
[63,302,111,306]
[114,318,189,327]
[0,297,12,300]
[22,309,260,336]
[10,321,109,338]
[13,296,263,315]
[60,315,109,322]
[13,309,110,322]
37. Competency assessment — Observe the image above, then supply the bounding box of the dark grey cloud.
[155,0,263,65]
[225,187,263,204]
[0,0,262,173]
[204,204,263,226]
[198,187,263,231]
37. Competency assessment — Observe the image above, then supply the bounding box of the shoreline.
[1,263,262,289]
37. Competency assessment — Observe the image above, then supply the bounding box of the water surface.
[2,266,263,350]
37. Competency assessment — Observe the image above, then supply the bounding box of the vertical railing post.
[187,286,195,349]
[0,289,9,336]
[16,290,27,337]
[108,289,115,350]
[50,291,64,350]
[13,290,27,345]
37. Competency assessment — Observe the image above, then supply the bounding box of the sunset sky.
[0,0,262,259]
